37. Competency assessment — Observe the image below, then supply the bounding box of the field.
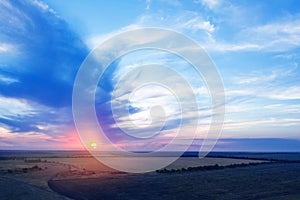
[1,151,300,199]
[48,163,300,200]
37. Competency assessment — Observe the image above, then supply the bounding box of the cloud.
[262,86,300,100]
[86,10,216,49]
[226,86,300,101]
[30,0,56,15]
[232,67,296,85]
[238,17,300,52]
[0,43,16,53]
[196,0,222,9]
[0,0,88,107]
[0,96,34,117]
[204,43,261,52]
[1,0,298,151]
[234,73,276,85]
[0,125,83,150]
[263,104,300,114]
[107,6,299,54]
[179,17,215,32]
[145,0,151,10]
[0,0,89,149]
[0,94,74,135]
[226,66,300,101]
[87,44,213,146]
[0,74,18,84]
[204,14,300,53]
[224,118,300,130]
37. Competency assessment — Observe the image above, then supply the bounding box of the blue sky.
[0,0,300,151]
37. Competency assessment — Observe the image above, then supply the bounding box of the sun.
[89,142,97,149]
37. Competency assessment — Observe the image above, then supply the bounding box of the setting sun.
[89,142,97,149]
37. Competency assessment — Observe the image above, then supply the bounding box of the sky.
[0,0,300,151]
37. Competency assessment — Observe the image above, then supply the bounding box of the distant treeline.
[0,156,23,160]
[156,162,271,173]
[206,155,300,163]
[156,159,300,174]
[6,165,43,174]
[181,152,300,162]
[24,158,42,163]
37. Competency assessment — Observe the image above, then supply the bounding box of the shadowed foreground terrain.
[0,176,67,200]
[48,162,300,200]
[1,151,300,199]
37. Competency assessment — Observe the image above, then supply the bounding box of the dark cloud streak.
[0,0,88,107]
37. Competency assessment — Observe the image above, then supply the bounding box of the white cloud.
[207,17,300,53]
[227,66,300,100]
[0,43,16,53]
[180,17,215,32]
[232,69,287,85]
[225,103,257,114]
[30,0,57,15]
[85,11,215,49]
[0,95,72,135]
[224,118,300,131]
[146,0,151,10]
[234,73,276,85]
[194,11,300,53]
[263,104,300,114]
[0,130,52,140]
[227,85,300,101]
[0,0,33,33]
[0,74,18,84]
[31,0,48,10]
[197,0,221,9]
[82,4,300,142]
[85,24,159,49]
[273,53,298,60]
[262,86,300,100]
[204,42,261,52]
[239,18,300,52]
[168,11,216,33]
[0,96,35,118]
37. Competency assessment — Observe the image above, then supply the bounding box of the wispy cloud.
[204,43,261,52]
[177,15,215,32]
[30,0,57,15]
[195,0,222,9]
[205,15,300,52]
[227,86,300,101]
[0,75,18,84]
[0,43,16,53]
[86,10,215,49]
[227,65,300,102]
[262,86,300,100]
[224,118,300,130]
[232,66,296,85]
[145,0,151,10]
[238,17,300,52]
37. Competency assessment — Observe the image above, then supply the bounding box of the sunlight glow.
[89,142,97,149]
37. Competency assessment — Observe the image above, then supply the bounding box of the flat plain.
[1,151,300,200]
